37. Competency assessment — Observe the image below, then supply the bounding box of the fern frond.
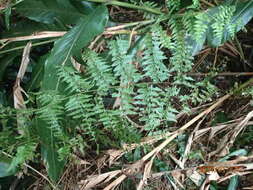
[188,0,200,9]
[109,38,141,83]
[83,50,116,95]
[193,12,210,41]
[211,5,236,44]
[94,97,120,129]
[135,85,177,131]
[182,11,196,35]
[113,85,136,115]
[169,16,194,85]
[57,65,92,93]
[109,38,140,115]
[141,27,169,82]
[190,79,217,104]
[166,0,181,14]
[154,24,173,50]
[65,93,96,139]
[141,1,159,19]
[8,143,36,172]
[37,91,65,138]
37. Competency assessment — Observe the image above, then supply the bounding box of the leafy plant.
[0,0,253,188]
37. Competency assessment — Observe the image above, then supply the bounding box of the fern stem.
[84,0,162,15]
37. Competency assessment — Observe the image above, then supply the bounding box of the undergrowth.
[0,0,253,189]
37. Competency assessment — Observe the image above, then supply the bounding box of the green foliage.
[109,38,141,83]
[15,0,87,25]
[1,0,253,187]
[7,143,36,173]
[211,5,236,44]
[135,85,178,131]
[83,50,116,95]
[36,91,65,139]
[142,26,169,82]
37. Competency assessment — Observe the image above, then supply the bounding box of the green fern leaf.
[141,27,169,82]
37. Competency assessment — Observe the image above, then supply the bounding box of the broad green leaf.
[189,0,253,55]
[15,0,86,25]
[26,54,47,92]
[42,5,108,90]
[37,5,108,182]
[1,19,63,38]
[34,118,65,182]
[69,0,97,14]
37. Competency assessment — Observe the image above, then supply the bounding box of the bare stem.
[85,0,162,15]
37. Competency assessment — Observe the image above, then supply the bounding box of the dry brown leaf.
[137,156,155,190]
[209,111,253,158]
[97,155,108,173]
[180,118,204,168]
[200,171,220,190]
[0,31,66,47]
[13,86,27,110]
[167,177,180,190]
[79,170,121,190]
[71,57,82,73]
[105,149,124,166]
[113,96,121,109]
[171,170,185,189]
[13,42,32,134]
[103,174,127,190]
[169,153,184,169]
[79,160,91,165]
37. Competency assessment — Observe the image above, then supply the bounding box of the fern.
[58,65,97,140]
[141,1,159,19]
[94,97,120,130]
[36,91,65,139]
[155,24,173,49]
[109,38,140,115]
[135,85,177,131]
[193,12,210,41]
[109,38,141,83]
[166,0,181,14]
[8,143,36,173]
[188,0,200,9]
[211,5,236,44]
[169,16,194,86]
[141,26,169,82]
[57,65,92,93]
[94,97,140,144]
[190,78,218,104]
[83,49,116,95]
